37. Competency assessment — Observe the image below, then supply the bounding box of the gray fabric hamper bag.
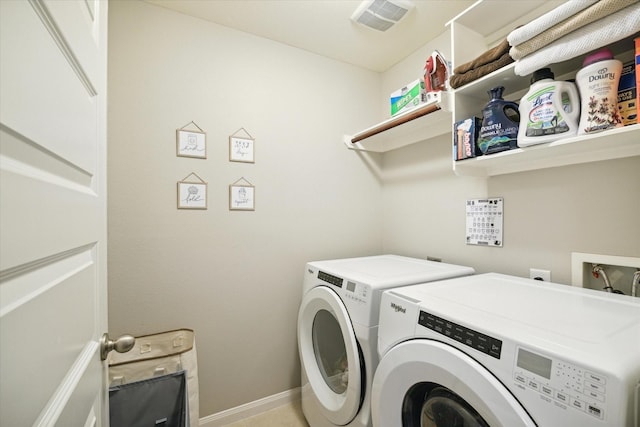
[109,370,187,427]
[108,329,199,427]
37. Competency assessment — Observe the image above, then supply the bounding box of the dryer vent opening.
[351,0,414,32]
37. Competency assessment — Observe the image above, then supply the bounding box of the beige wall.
[381,136,640,283]
[107,1,383,416]
[379,31,640,283]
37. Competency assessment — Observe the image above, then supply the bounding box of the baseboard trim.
[199,387,301,427]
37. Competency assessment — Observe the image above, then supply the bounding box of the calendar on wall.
[466,198,503,247]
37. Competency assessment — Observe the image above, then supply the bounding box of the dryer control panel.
[318,270,344,288]
[317,270,369,305]
[513,347,608,422]
[344,280,369,303]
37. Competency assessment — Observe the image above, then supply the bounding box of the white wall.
[379,32,640,283]
[107,1,383,416]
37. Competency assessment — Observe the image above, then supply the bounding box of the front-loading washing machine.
[297,255,474,427]
[371,273,640,427]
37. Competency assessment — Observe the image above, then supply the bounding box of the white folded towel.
[507,0,598,46]
[514,3,640,76]
[510,0,638,60]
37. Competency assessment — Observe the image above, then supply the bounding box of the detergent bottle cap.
[487,86,504,100]
[582,48,614,67]
[531,68,554,84]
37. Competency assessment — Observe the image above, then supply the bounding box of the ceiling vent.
[351,0,414,32]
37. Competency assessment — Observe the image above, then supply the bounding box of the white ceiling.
[144,0,475,72]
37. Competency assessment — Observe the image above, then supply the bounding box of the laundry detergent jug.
[518,68,579,147]
[477,86,519,155]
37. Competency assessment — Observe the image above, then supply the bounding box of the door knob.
[100,333,135,361]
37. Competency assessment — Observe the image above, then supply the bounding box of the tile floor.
[223,400,309,427]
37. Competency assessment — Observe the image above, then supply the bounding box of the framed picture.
[229,183,255,211]
[229,135,255,163]
[177,173,207,209]
[176,128,206,158]
[228,128,255,163]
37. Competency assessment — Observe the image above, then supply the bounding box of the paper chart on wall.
[465,198,503,247]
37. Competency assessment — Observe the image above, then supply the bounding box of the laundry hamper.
[108,329,199,427]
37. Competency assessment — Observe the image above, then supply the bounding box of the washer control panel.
[514,347,608,422]
[418,310,502,359]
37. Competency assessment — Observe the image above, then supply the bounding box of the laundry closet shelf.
[453,124,640,177]
[343,92,452,153]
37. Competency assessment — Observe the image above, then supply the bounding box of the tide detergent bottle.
[518,68,579,146]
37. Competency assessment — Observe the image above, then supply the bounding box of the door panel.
[0,0,98,176]
[0,0,108,425]
[57,354,103,427]
[0,138,98,272]
[1,250,96,425]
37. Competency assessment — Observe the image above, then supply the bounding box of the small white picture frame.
[229,136,255,163]
[229,184,255,211]
[177,180,207,209]
[177,129,207,158]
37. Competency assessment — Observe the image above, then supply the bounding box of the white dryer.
[372,273,640,427]
[297,255,474,427]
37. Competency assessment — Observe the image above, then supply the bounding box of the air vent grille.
[356,10,395,31]
[369,0,409,21]
[351,0,413,32]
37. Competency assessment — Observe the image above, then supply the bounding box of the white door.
[0,0,110,425]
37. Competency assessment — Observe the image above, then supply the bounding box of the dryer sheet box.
[453,117,481,161]
[635,37,640,120]
[618,60,637,126]
[390,79,422,116]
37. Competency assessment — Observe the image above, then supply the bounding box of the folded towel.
[454,39,511,75]
[514,3,640,76]
[510,0,638,60]
[450,52,514,89]
[507,0,598,46]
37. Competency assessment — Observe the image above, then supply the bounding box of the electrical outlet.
[530,268,551,282]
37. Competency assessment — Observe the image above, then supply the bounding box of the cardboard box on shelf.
[618,60,637,126]
[635,38,640,120]
[453,117,481,161]
[390,79,422,116]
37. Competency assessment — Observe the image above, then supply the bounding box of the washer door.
[371,340,537,427]
[298,286,363,425]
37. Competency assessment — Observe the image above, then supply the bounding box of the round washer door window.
[409,385,489,427]
[312,309,349,394]
[371,340,536,427]
[298,286,363,425]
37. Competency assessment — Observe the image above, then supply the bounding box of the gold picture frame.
[176,122,206,159]
[177,173,207,209]
[229,178,255,211]
[229,127,255,163]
